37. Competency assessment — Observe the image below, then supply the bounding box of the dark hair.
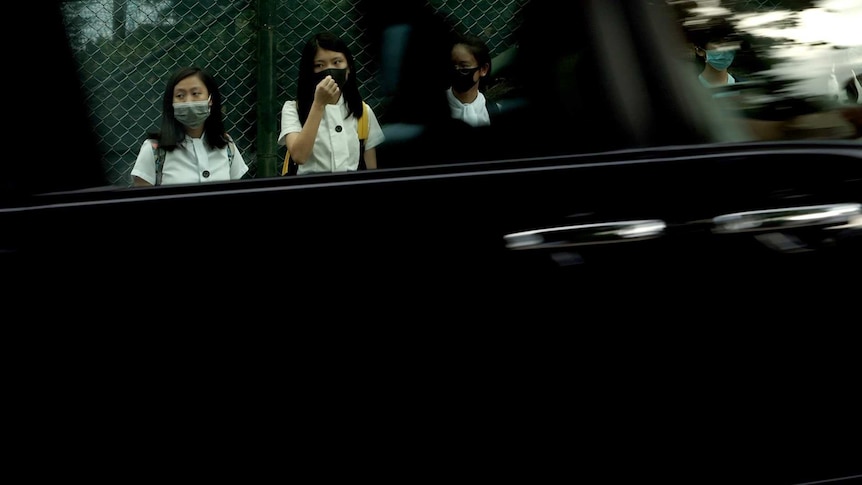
[158,66,228,151]
[451,33,493,91]
[296,31,363,124]
[686,17,739,62]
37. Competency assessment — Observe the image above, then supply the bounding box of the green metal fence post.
[257,0,278,177]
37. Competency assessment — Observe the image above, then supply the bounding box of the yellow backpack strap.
[359,102,369,141]
[281,148,291,176]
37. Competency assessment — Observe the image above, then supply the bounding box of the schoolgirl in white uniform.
[131,66,248,186]
[278,31,384,175]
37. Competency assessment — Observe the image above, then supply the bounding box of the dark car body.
[3,2,860,481]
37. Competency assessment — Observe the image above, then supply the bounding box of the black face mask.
[451,67,480,93]
[314,67,348,88]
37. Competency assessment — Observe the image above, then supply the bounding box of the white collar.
[446,88,490,127]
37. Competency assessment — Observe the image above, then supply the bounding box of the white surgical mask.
[173,97,211,128]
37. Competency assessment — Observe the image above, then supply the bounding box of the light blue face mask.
[705,49,735,71]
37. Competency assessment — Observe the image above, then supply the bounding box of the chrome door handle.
[712,203,861,234]
[504,220,666,250]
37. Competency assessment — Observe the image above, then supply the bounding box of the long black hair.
[157,66,228,151]
[296,32,364,124]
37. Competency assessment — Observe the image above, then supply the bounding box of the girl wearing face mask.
[689,21,742,88]
[696,42,738,87]
[447,33,495,127]
[131,66,249,186]
[278,31,385,175]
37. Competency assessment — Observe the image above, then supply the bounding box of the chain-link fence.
[62,0,788,186]
[62,0,529,185]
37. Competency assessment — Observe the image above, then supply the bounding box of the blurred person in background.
[278,31,385,175]
[131,66,249,186]
[690,21,743,88]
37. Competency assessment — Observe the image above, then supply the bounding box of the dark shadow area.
[357,0,726,171]
[5,2,106,204]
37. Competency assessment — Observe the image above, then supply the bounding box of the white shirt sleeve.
[364,104,386,150]
[130,139,158,185]
[228,141,250,180]
[278,100,302,146]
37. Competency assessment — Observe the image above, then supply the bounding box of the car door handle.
[712,203,862,234]
[503,203,860,251]
[504,220,666,250]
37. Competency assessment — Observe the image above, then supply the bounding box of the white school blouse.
[278,96,385,175]
[131,133,248,185]
[447,88,491,127]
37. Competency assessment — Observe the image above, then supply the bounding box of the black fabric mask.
[314,67,348,87]
[451,67,480,93]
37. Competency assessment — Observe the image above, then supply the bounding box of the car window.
[17,0,862,195]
